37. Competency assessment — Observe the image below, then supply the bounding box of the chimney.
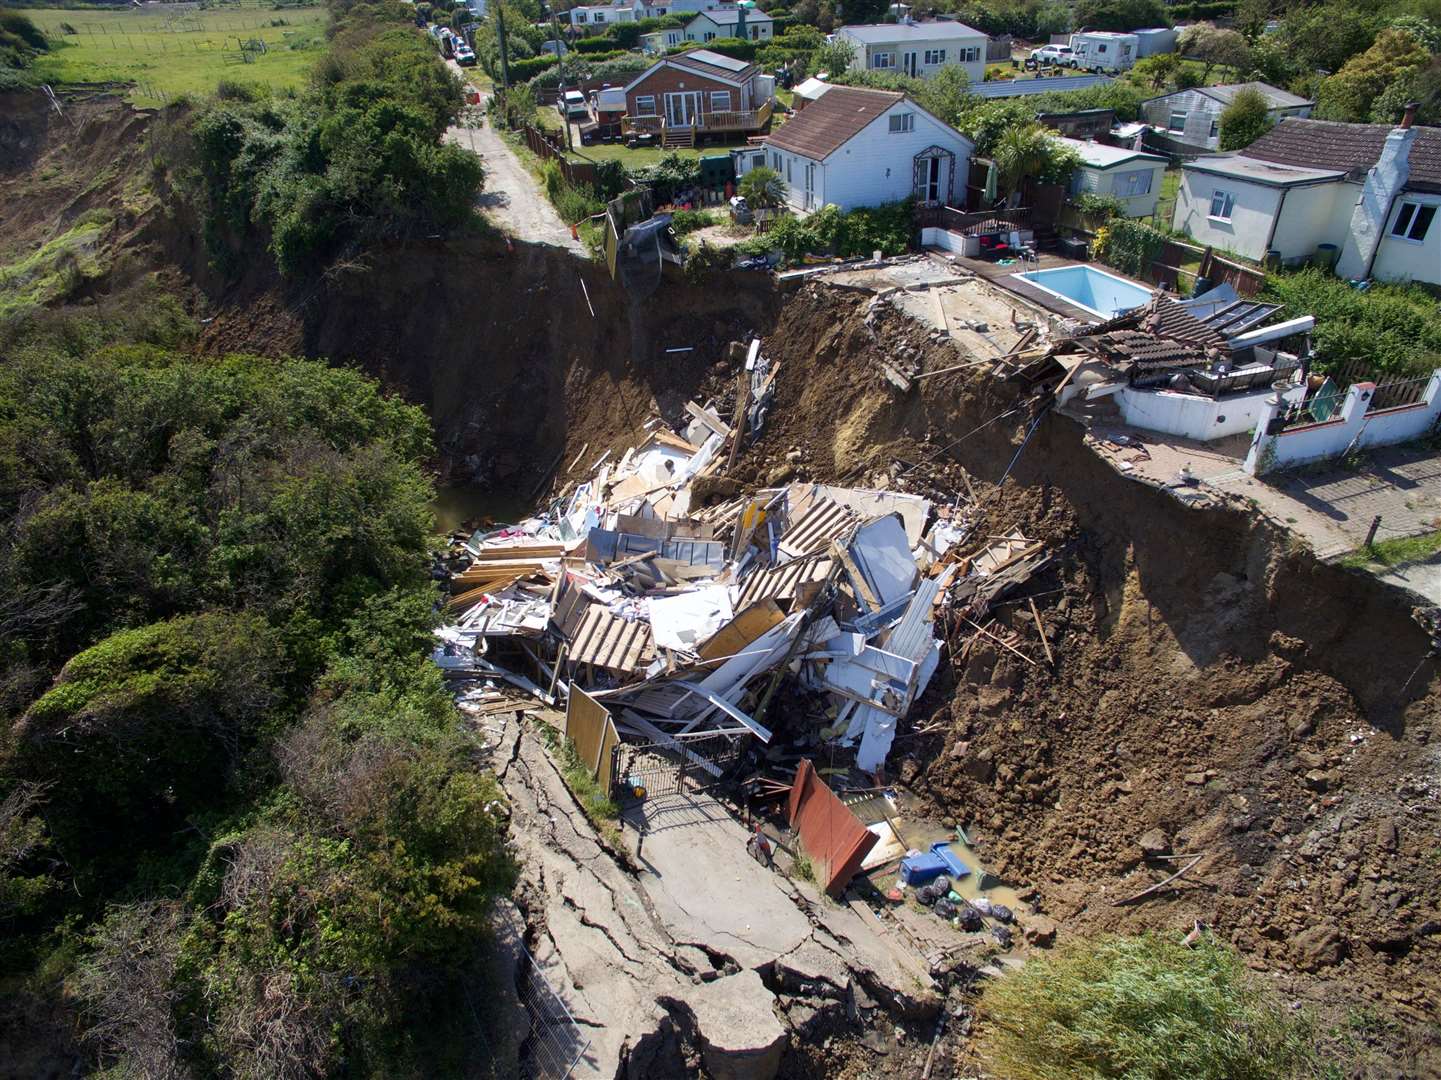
[736,0,746,40]
[1334,106,1420,280]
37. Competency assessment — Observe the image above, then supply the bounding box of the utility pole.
[495,0,511,89]
[550,10,573,152]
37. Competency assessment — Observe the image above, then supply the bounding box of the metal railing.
[914,204,1033,234]
[1366,375,1433,413]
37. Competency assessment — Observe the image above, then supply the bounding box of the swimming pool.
[1014,264,1153,320]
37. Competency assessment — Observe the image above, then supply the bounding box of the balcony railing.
[914,205,1033,234]
[622,97,774,135]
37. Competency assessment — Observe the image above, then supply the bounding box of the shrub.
[1094,217,1166,276]
[739,166,788,209]
[979,932,1324,1080]
[1262,266,1441,377]
[1218,86,1274,151]
[1074,192,1125,220]
[508,52,559,81]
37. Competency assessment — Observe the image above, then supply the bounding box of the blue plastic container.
[899,843,971,886]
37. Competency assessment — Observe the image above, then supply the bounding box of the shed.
[1057,137,1168,217]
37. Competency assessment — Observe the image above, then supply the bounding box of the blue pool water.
[1015,265,1153,319]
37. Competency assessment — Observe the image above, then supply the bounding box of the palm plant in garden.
[739,166,788,210]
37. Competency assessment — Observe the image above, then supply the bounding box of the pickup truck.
[1028,44,1075,66]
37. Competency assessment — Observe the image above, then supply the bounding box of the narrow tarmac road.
[444,84,587,256]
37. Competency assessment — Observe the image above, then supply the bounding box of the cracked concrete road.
[444,87,587,256]
[476,706,940,1079]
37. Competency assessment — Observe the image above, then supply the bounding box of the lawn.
[567,136,753,169]
[1153,168,1181,227]
[21,5,329,105]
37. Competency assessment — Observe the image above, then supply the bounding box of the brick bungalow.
[622,49,776,147]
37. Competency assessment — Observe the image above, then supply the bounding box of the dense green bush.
[1094,217,1166,277]
[979,932,1323,1080]
[509,51,560,80]
[1263,267,1441,377]
[192,10,482,276]
[738,200,914,264]
[0,321,516,1077]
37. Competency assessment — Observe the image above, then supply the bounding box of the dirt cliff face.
[727,283,1441,1075]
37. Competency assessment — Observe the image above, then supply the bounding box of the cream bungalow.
[1172,112,1441,284]
[1057,137,1168,217]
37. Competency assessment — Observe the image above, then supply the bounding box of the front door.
[804,163,816,210]
[923,156,942,204]
[903,50,918,76]
[665,92,702,127]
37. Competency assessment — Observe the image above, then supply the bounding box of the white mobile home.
[835,21,987,83]
[1057,137,1168,217]
[760,85,974,212]
[1067,31,1137,72]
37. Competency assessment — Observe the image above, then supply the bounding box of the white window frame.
[594,11,606,21]
[889,111,914,133]
[1390,201,1436,243]
[1097,42,1108,53]
[771,150,781,171]
[1209,189,1236,221]
[709,90,731,112]
[1208,119,1219,139]
[703,30,715,40]
[1113,169,1153,198]
[634,94,657,116]
[574,10,587,21]
[871,50,895,69]
[923,48,946,64]
[960,46,980,62]
[1168,110,1187,133]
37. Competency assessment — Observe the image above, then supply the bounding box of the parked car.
[559,90,588,119]
[454,41,477,66]
[1028,44,1074,66]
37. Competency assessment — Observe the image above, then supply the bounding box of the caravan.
[1067,31,1138,72]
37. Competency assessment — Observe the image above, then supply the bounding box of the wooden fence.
[520,123,600,188]
[914,205,1033,235]
[1148,239,1266,298]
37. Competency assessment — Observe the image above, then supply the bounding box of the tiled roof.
[763,85,904,160]
[1070,296,1231,371]
[1243,117,1441,193]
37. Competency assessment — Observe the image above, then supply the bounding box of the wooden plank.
[830,539,881,610]
[685,400,731,440]
[698,599,786,664]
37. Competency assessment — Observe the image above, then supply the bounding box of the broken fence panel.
[786,759,879,898]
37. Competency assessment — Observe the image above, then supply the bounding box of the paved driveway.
[444,78,586,255]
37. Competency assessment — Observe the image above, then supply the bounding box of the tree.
[810,35,854,75]
[1218,86,1274,151]
[1178,23,1253,82]
[992,123,1081,200]
[1273,2,1379,76]
[1131,51,1180,89]
[1388,14,1441,53]
[913,63,970,127]
[1315,27,1430,123]
[1072,0,1169,33]
[980,933,1324,1080]
[1369,56,1441,126]
[739,166,788,209]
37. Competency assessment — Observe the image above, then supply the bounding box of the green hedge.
[508,53,559,81]
[573,35,618,53]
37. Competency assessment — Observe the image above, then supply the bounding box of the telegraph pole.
[495,1,511,89]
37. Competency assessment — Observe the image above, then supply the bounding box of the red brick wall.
[626,65,746,117]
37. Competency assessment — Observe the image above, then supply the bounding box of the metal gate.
[610,731,747,800]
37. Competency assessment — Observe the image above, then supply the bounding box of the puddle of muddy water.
[431,484,535,536]
[879,790,1026,910]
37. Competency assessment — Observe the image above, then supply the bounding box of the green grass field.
[20,5,329,105]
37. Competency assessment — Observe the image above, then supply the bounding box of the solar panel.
[687,49,749,72]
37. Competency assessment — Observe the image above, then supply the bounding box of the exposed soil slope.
[740,282,1441,1076]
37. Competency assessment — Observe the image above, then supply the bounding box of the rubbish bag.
[992,925,1013,947]
[934,898,957,919]
[957,906,983,932]
[989,904,1014,924]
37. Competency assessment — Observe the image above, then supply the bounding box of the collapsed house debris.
[433,336,1053,890]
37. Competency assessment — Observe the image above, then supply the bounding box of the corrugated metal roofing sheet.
[569,606,653,674]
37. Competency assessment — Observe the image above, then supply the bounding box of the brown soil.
[5,87,1439,1074]
[737,282,1441,1077]
[0,91,154,265]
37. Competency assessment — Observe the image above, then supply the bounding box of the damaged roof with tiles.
[1062,295,1229,371]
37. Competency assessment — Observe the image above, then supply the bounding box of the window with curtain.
[1209,190,1235,220]
[1113,169,1153,197]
